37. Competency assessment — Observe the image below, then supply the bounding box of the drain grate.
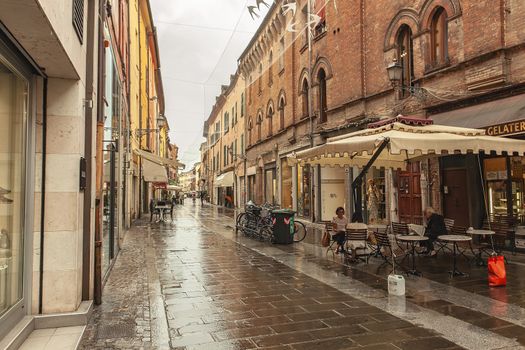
[97,323,135,339]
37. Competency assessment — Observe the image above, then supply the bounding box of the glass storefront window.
[0,58,28,317]
[102,40,121,277]
[281,159,293,209]
[264,168,276,205]
[296,165,311,217]
[484,157,525,217]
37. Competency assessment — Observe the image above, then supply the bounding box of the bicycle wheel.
[235,213,247,234]
[260,226,273,243]
[293,221,307,242]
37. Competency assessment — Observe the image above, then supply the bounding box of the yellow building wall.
[129,0,141,155]
[139,10,149,150]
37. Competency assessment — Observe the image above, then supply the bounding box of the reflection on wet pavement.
[80,204,525,349]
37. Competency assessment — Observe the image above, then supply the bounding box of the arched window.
[302,78,309,118]
[318,69,327,123]
[397,25,414,98]
[267,105,274,136]
[278,96,285,131]
[430,7,447,65]
[268,51,273,86]
[257,112,263,142]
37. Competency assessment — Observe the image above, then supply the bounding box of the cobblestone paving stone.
[79,204,469,349]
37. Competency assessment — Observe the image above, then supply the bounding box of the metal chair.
[325,222,339,259]
[444,218,455,233]
[345,224,370,264]
[391,222,410,236]
[374,230,407,270]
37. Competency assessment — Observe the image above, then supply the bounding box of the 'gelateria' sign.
[485,119,525,137]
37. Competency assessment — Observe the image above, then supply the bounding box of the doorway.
[398,163,423,224]
[443,169,470,226]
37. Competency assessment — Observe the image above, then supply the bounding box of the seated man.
[421,207,447,256]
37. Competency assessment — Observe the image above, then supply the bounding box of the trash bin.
[272,209,296,244]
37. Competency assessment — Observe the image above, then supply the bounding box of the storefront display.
[264,167,276,205]
[280,158,293,209]
[296,164,311,218]
[0,57,28,318]
[102,35,122,277]
[484,157,525,217]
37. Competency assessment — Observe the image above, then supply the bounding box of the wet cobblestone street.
[79,204,525,349]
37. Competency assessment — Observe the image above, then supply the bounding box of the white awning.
[134,149,185,169]
[246,166,256,176]
[295,122,525,168]
[214,171,234,187]
[143,159,168,183]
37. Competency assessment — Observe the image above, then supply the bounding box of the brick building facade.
[215,0,525,226]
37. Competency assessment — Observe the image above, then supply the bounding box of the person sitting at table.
[421,207,447,257]
[332,207,349,254]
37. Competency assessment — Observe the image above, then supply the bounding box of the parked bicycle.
[235,202,307,243]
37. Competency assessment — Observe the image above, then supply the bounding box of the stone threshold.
[0,301,92,350]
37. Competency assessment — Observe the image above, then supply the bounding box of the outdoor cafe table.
[468,229,496,266]
[155,205,171,222]
[438,235,472,277]
[396,235,428,276]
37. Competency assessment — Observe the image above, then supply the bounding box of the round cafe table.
[438,235,472,277]
[396,235,429,276]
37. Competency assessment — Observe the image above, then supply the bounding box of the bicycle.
[292,220,307,242]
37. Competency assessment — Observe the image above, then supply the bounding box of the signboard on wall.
[485,119,525,137]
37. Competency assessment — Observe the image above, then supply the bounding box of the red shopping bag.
[488,255,506,287]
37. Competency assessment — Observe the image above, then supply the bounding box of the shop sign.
[485,119,525,137]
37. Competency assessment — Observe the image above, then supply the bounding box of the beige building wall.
[0,0,94,315]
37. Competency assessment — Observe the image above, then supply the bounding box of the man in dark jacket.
[422,207,447,256]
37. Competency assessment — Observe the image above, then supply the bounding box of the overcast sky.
[150,0,270,169]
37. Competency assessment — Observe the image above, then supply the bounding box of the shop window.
[0,56,29,318]
[302,78,309,118]
[430,7,448,66]
[397,25,414,99]
[297,165,311,217]
[318,69,327,123]
[265,168,277,205]
[281,159,293,209]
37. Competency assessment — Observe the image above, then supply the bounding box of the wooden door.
[398,163,423,224]
[443,169,470,227]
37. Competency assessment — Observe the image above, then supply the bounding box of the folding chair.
[375,230,407,271]
[325,222,339,260]
[345,224,370,264]
[444,218,455,233]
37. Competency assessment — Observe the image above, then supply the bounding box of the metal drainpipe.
[38,77,48,314]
